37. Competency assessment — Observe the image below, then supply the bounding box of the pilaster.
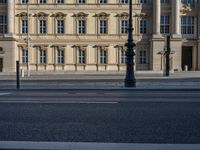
[153,0,161,37]
[172,0,181,38]
[7,0,15,36]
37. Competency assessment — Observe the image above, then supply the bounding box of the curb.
[1,88,200,92]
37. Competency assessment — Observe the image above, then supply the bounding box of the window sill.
[77,64,86,66]
[37,64,47,66]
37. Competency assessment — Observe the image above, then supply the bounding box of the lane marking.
[0,101,118,104]
[0,141,199,150]
[0,93,10,96]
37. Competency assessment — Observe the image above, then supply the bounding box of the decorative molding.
[93,45,109,49]
[51,12,67,19]
[33,44,49,49]
[181,4,192,15]
[33,12,49,19]
[51,44,66,47]
[94,12,110,19]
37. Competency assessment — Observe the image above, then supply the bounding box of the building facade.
[0,0,199,73]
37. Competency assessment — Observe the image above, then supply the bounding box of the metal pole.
[124,0,136,87]
[16,61,20,89]
[27,1,30,77]
[165,35,171,76]
[196,9,199,70]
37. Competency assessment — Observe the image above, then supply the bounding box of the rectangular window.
[39,20,47,34]
[140,19,147,34]
[57,20,64,34]
[161,0,169,4]
[22,49,28,64]
[21,0,28,4]
[100,0,107,4]
[160,16,170,34]
[121,50,126,64]
[57,0,64,3]
[140,51,147,64]
[0,0,7,3]
[40,49,46,64]
[100,49,107,64]
[22,19,28,34]
[78,20,86,34]
[181,16,194,35]
[181,0,194,5]
[0,15,7,34]
[78,0,85,4]
[120,0,128,4]
[39,0,46,3]
[57,49,64,64]
[140,0,147,4]
[121,20,128,34]
[100,20,107,34]
[78,49,86,64]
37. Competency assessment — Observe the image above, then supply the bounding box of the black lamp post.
[165,35,171,76]
[124,0,136,87]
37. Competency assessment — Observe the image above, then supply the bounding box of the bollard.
[184,65,188,71]
[16,61,20,89]
[21,69,24,78]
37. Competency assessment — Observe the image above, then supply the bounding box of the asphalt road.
[0,89,200,144]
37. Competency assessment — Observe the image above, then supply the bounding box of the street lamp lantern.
[124,0,136,87]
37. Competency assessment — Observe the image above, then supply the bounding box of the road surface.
[0,89,200,144]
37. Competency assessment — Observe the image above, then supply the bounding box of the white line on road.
[0,101,118,104]
[0,93,10,96]
[0,141,199,150]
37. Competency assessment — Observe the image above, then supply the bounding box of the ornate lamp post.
[124,0,136,87]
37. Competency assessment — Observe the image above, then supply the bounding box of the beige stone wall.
[0,39,17,72]
[14,0,153,72]
[0,0,199,72]
[170,40,182,71]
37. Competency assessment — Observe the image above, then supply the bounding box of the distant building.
[0,0,199,73]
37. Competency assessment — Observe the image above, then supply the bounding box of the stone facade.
[0,0,199,73]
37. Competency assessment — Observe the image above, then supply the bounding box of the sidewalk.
[0,71,200,80]
[0,141,200,150]
[0,71,200,90]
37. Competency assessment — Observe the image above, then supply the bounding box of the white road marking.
[0,93,10,96]
[0,101,118,104]
[0,141,199,150]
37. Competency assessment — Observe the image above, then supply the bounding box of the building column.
[7,0,15,35]
[172,0,181,38]
[198,41,200,70]
[153,0,161,36]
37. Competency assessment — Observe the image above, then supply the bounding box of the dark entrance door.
[0,58,2,72]
[182,46,193,71]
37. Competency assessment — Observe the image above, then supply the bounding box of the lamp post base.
[124,79,136,87]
